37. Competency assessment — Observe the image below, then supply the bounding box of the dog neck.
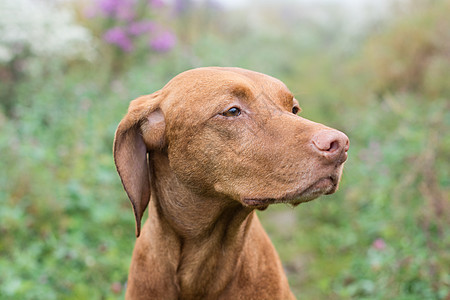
[148,151,254,298]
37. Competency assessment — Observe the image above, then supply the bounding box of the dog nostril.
[313,133,338,152]
[328,141,339,152]
[312,130,349,159]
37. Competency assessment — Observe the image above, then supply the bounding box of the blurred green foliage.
[364,0,450,98]
[0,0,449,299]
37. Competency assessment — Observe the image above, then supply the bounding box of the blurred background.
[0,0,449,298]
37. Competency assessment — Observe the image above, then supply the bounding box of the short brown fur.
[114,67,349,299]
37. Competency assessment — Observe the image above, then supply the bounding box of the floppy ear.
[113,93,165,237]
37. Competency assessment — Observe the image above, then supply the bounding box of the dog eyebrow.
[229,84,254,100]
[277,90,296,109]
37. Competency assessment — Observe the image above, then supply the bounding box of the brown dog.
[114,67,349,300]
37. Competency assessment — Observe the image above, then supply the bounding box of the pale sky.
[217,0,392,30]
[220,0,389,9]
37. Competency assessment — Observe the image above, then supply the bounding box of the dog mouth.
[242,176,339,208]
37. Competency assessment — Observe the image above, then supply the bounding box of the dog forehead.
[212,67,293,97]
[161,67,293,108]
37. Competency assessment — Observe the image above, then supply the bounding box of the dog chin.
[243,176,339,208]
[302,176,338,197]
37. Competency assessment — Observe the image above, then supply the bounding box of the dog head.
[114,67,349,236]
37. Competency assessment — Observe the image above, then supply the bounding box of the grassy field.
[0,0,449,299]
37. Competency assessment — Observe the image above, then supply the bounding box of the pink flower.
[97,0,135,20]
[98,0,122,16]
[372,238,386,251]
[128,21,156,36]
[150,31,176,52]
[116,4,135,21]
[103,27,134,52]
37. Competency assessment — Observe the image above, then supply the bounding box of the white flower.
[0,0,94,64]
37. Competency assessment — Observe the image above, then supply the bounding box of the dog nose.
[312,130,349,163]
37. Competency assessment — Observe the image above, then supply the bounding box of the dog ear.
[113,93,165,237]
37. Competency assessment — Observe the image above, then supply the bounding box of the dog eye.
[292,106,300,115]
[222,107,241,117]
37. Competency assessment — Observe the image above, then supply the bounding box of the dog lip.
[242,176,337,207]
[243,198,277,207]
